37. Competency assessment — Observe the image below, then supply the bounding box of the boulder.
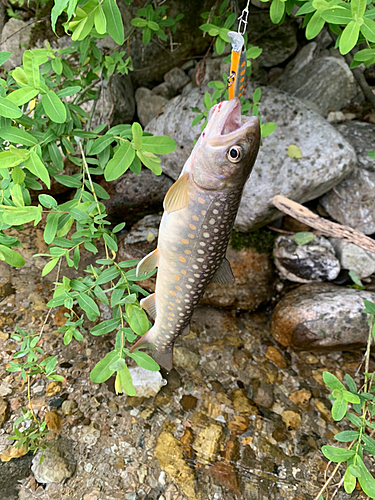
[31,439,76,484]
[147,86,357,231]
[270,283,375,350]
[331,239,375,279]
[164,67,190,91]
[100,169,172,226]
[1,19,33,70]
[320,122,375,234]
[135,87,169,127]
[152,81,176,100]
[273,235,340,283]
[274,54,358,117]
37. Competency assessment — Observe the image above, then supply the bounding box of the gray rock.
[61,399,77,416]
[128,366,163,397]
[152,82,176,100]
[271,283,375,350]
[274,235,340,283]
[164,67,190,91]
[320,121,375,234]
[100,168,172,226]
[174,346,200,371]
[0,2,5,37]
[247,16,297,67]
[274,55,358,117]
[135,87,169,127]
[32,439,76,484]
[120,214,161,246]
[273,42,318,84]
[147,86,356,231]
[1,19,33,70]
[331,239,375,278]
[90,74,135,129]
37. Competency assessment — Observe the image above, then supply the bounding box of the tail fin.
[129,328,173,371]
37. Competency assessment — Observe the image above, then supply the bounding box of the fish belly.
[151,185,242,355]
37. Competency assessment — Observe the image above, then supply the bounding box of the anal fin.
[163,173,189,214]
[140,293,157,319]
[210,258,235,285]
[136,248,159,277]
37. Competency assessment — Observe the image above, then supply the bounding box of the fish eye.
[227,145,243,163]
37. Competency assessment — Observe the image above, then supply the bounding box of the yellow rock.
[282,410,302,429]
[193,421,223,464]
[1,444,28,462]
[232,389,258,416]
[289,388,312,409]
[46,381,62,397]
[155,430,200,500]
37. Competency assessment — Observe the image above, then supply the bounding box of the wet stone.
[265,346,288,369]
[289,388,312,410]
[282,410,302,430]
[252,381,274,409]
[61,400,78,415]
[174,346,200,371]
[193,421,224,464]
[180,395,198,411]
[31,439,76,484]
[232,389,259,416]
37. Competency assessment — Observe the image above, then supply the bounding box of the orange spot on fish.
[188,234,194,239]
[179,256,186,262]
[171,291,176,295]
[176,286,182,291]
[201,210,206,215]
[176,299,181,303]
[198,198,205,204]
[239,85,244,90]
[182,239,189,244]
[181,270,186,275]
[192,215,199,221]
[170,313,175,317]
[184,250,191,255]
[162,325,166,329]
[168,323,172,327]
[174,275,179,281]
[189,224,196,230]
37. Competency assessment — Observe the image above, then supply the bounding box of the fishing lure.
[227,31,247,100]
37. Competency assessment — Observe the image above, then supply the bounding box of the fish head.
[192,98,260,191]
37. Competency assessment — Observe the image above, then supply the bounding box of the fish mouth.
[220,98,242,135]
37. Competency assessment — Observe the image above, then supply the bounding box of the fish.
[227,31,247,100]
[129,97,260,371]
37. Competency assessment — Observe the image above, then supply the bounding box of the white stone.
[128,366,163,398]
[331,239,375,278]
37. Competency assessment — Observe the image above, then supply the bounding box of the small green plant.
[317,300,375,498]
[9,409,50,455]
[131,4,184,45]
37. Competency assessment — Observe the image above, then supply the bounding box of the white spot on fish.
[213,209,219,215]
[192,265,198,269]
[203,232,210,238]
[209,218,216,225]
[186,284,192,289]
[194,274,200,278]
[198,249,204,255]
[197,258,204,262]
[200,242,206,247]
[213,228,219,233]
[188,278,195,283]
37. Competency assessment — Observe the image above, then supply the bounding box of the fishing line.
[227,0,250,100]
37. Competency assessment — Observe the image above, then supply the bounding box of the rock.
[265,346,287,369]
[61,400,77,416]
[31,440,76,484]
[331,239,375,278]
[282,410,302,429]
[193,421,223,463]
[155,430,200,500]
[252,381,274,409]
[152,82,176,100]
[320,122,375,234]
[231,389,258,416]
[289,388,312,410]
[90,75,135,129]
[135,87,169,127]
[274,55,358,116]
[174,346,200,371]
[274,43,318,84]
[147,86,356,231]
[180,395,198,411]
[1,19,33,70]
[201,246,274,311]
[128,366,163,398]
[0,398,9,428]
[273,235,340,283]
[46,381,61,398]
[247,15,297,67]
[270,283,375,350]
[164,67,190,91]
[100,168,172,226]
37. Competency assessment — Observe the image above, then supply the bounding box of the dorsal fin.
[140,293,157,319]
[210,258,235,285]
[163,173,189,214]
[136,248,159,277]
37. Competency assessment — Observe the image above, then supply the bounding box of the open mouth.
[220,98,242,136]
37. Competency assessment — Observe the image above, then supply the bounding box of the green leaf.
[344,467,356,494]
[125,303,149,335]
[141,135,176,155]
[348,465,362,477]
[287,144,303,159]
[260,122,277,137]
[90,135,114,155]
[41,257,59,276]
[116,365,136,396]
[22,51,40,89]
[364,299,375,315]
[357,455,375,497]
[321,7,353,24]
[90,349,121,383]
[142,26,152,45]
[24,151,50,189]
[361,434,375,455]
[1,206,42,226]
[96,266,120,285]
[128,350,160,371]
[346,412,363,427]
[351,0,366,19]
[0,97,22,119]
[6,87,39,106]
[306,11,325,39]
[104,141,135,181]
[44,212,61,244]
[321,445,356,462]
[293,232,314,245]
[323,371,345,391]
[51,0,69,32]
[77,293,100,317]
[11,67,28,86]
[342,389,360,404]
[0,244,25,267]
[270,0,285,23]
[339,21,360,55]
[332,397,348,421]
[94,5,107,34]
[54,175,82,188]
[91,318,121,336]
[334,430,360,442]
[0,126,37,146]
[113,222,125,233]
[361,18,375,43]
[48,143,64,171]
[56,86,82,98]
[132,122,143,150]
[103,232,118,252]
[102,0,124,44]
[109,358,126,371]
[349,269,363,287]
[0,151,24,169]
[131,18,147,27]
[0,52,12,66]
[137,150,162,175]
[38,194,57,209]
[41,91,66,123]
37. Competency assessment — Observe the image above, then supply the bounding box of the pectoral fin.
[211,258,235,285]
[163,173,189,214]
[140,293,157,319]
[136,248,159,277]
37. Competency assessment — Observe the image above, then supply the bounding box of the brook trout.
[130,97,260,370]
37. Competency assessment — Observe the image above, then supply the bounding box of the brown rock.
[252,381,274,409]
[193,421,223,463]
[201,246,274,311]
[45,411,63,432]
[227,415,249,435]
[232,389,258,416]
[271,283,375,350]
[265,345,287,369]
[180,395,197,411]
[209,461,240,495]
[282,410,302,429]
[289,388,312,409]
[0,398,9,427]
[1,444,28,462]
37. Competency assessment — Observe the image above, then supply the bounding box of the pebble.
[282,410,302,430]
[173,347,200,371]
[46,382,62,398]
[193,421,223,463]
[0,397,9,427]
[289,389,312,410]
[265,346,288,369]
[62,400,78,415]
[232,390,259,416]
[128,366,163,398]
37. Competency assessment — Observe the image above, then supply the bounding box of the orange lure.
[227,31,247,100]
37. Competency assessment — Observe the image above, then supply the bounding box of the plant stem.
[313,462,341,500]
[27,375,38,423]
